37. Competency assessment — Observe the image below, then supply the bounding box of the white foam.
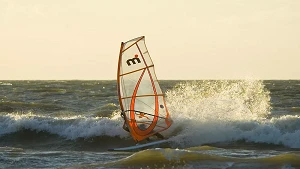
[0,82,12,86]
[1,80,300,148]
[0,112,130,140]
[164,80,300,148]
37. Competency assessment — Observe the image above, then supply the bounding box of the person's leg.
[122,122,130,132]
[155,133,164,139]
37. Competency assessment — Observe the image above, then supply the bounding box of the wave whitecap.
[0,112,129,140]
[164,80,300,148]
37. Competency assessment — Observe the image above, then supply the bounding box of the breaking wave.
[0,112,129,140]
[164,80,300,148]
[1,80,300,149]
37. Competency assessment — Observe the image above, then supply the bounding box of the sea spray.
[166,80,271,121]
[164,80,300,148]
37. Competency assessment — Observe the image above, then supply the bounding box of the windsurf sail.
[117,36,172,142]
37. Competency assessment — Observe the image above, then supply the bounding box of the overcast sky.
[1,0,299,80]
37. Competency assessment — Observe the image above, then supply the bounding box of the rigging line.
[123,110,167,119]
[129,98,164,123]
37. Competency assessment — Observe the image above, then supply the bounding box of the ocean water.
[0,80,300,169]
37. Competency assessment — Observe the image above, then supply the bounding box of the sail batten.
[121,94,164,99]
[122,36,145,53]
[117,36,172,142]
[120,65,154,76]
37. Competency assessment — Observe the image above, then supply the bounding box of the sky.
[1,0,300,80]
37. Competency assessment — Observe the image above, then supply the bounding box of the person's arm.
[120,111,126,120]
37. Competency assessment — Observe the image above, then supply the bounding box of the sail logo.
[126,54,141,66]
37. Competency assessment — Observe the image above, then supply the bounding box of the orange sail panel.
[117,36,172,142]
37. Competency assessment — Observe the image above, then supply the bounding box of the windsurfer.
[121,111,130,132]
[121,111,164,140]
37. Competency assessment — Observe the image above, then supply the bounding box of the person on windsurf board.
[121,111,165,140]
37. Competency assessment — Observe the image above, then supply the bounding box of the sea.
[0,80,300,169]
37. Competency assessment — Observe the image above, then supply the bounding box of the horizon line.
[1,79,300,81]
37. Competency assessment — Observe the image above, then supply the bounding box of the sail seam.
[122,36,144,53]
[119,65,154,76]
[121,94,164,99]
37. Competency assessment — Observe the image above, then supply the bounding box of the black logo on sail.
[126,54,141,66]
